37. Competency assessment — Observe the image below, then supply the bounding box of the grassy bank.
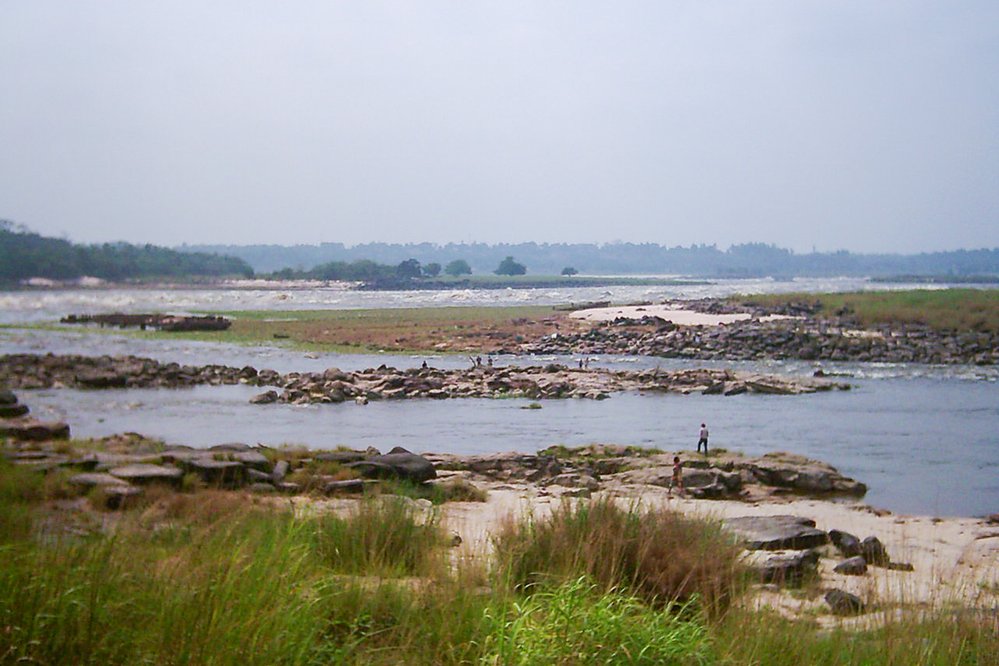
[739,288,999,333]
[2,457,996,665]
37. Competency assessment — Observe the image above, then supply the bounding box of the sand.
[569,304,796,326]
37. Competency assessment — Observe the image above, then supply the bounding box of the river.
[1,278,997,517]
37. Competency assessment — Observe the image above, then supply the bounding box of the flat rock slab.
[233,450,271,470]
[0,420,71,441]
[69,473,131,488]
[724,515,829,551]
[109,464,183,485]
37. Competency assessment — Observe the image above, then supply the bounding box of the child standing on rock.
[669,456,684,497]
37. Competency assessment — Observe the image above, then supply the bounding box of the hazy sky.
[1,2,997,253]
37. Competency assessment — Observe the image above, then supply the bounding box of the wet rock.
[829,529,862,557]
[250,390,278,404]
[745,549,819,586]
[724,515,829,551]
[825,588,865,615]
[833,556,868,575]
[860,536,890,566]
[109,463,183,486]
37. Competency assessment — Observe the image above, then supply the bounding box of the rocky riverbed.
[0,353,850,402]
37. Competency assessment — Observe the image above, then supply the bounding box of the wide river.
[1,277,997,518]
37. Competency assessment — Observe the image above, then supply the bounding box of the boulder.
[829,529,862,557]
[0,420,70,441]
[69,472,130,488]
[346,447,436,483]
[744,549,819,586]
[860,536,890,566]
[271,460,289,482]
[233,450,271,471]
[824,588,865,615]
[109,463,183,486]
[723,515,829,551]
[250,390,278,404]
[0,403,29,418]
[833,556,868,576]
[315,450,368,464]
[101,484,143,509]
[0,389,17,405]
[248,482,277,493]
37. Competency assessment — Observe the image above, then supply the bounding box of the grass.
[492,497,745,617]
[2,454,997,665]
[739,289,999,333]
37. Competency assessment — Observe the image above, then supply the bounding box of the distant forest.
[183,240,999,278]
[0,222,253,283]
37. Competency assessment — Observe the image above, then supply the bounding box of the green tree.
[494,256,526,276]
[422,262,441,277]
[396,258,422,279]
[561,266,579,276]
[444,259,472,277]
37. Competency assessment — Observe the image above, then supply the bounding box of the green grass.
[2,455,996,665]
[739,288,999,333]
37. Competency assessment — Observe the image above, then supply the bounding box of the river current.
[1,278,996,517]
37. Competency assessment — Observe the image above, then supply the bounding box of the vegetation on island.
[1,454,995,664]
[0,221,253,284]
[739,289,999,333]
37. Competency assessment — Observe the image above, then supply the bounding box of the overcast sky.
[1,2,997,253]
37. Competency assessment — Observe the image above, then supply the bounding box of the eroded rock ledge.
[0,353,849,401]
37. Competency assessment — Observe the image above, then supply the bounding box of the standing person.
[669,456,684,497]
[697,423,709,454]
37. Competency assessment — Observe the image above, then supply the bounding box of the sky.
[1,1,997,253]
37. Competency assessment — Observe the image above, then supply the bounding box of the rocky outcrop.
[61,313,231,332]
[347,447,437,483]
[0,353,849,401]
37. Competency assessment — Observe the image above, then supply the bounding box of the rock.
[209,443,251,452]
[248,482,277,493]
[271,460,289,482]
[75,371,127,388]
[276,481,302,494]
[829,529,862,557]
[0,389,17,405]
[69,472,130,488]
[247,468,272,482]
[101,484,143,509]
[824,588,865,615]
[0,420,71,441]
[323,479,369,494]
[561,487,593,498]
[250,390,278,404]
[109,463,183,486]
[315,450,368,464]
[886,561,914,572]
[724,515,829,551]
[833,556,868,575]
[744,549,819,586]
[549,473,599,491]
[0,403,29,418]
[184,458,247,488]
[233,450,271,471]
[860,536,890,566]
[346,447,437,483]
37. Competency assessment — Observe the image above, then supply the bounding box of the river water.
[1,278,997,517]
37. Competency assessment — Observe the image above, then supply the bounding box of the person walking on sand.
[669,456,684,497]
[697,423,709,454]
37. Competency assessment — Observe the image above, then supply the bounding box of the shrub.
[493,497,744,616]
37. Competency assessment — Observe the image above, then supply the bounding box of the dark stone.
[748,549,819,586]
[271,460,289,482]
[209,443,250,452]
[0,389,17,405]
[833,556,868,575]
[829,529,862,557]
[0,403,29,418]
[860,536,890,566]
[886,561,914,572]
[824,588,865,615]
[248,482,277,493]
[723,515,829,550]
[315,450,368,464]
[247,468,272,482]
[250,390,278,404]
[75,371,127,388]
[346,448,437,483]
[0,420,71,441]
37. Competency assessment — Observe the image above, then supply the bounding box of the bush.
[493,497,743,616]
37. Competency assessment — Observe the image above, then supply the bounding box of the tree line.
[0,222,253,283]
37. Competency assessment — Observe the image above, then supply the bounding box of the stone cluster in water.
[0,353,849,402]
[520,317,997,365]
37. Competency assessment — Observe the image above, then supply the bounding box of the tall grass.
[492,497,745,617]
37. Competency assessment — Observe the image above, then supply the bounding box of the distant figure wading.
[697,423,709,454]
